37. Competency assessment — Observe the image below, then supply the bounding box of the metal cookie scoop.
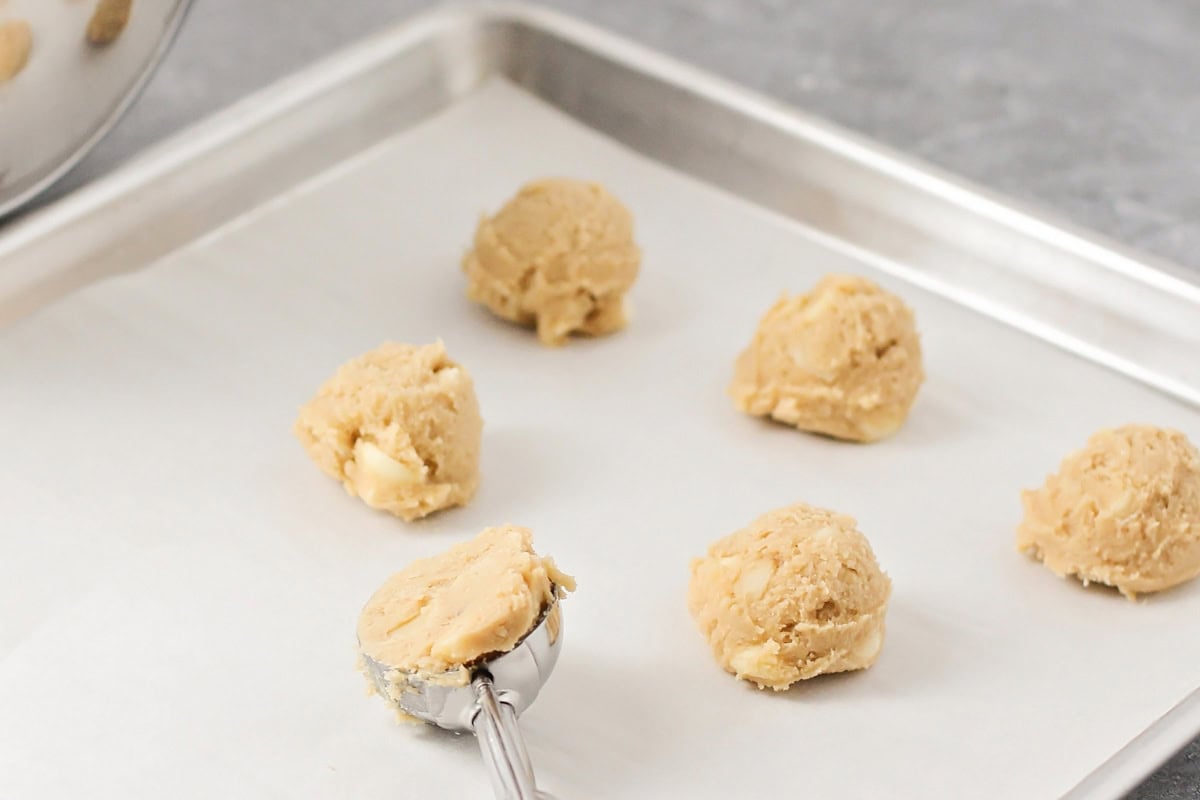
[360,598,564,800]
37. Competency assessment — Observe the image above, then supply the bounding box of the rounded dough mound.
[729,274,924,442]
[358,525,574,688]
[463,178,641,346]
[1017,425,1200,599]
[0,19,33,84]
[688,503,891,690]
[294,341,482,521]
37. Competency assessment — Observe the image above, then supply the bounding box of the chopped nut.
[733,559,774,599]
[353,439,422,486]
[851,628,882,661]
[730,643,777,679]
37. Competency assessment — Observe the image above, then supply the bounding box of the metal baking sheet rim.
[0,4,1197,797]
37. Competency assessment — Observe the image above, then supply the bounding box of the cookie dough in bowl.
[294,341,482,521]
[688,503,892,690]
[729,274,924,442]
[357,525,575,697]
[0,19,33,84]
[463,178,641,346]
[1017,425,1200,599]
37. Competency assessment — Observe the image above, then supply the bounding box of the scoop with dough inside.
[357,525,575,692]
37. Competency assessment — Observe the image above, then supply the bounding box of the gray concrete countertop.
[54,1,1200,797]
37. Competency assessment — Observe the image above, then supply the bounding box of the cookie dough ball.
[463,178,641,346]
[294,341,482,522]
[1017,425,1200,599]
[688,503,891,690]
[86,0,132,45]
[729,275,924,442]
[0,19,33,84]
[357,525,574,693]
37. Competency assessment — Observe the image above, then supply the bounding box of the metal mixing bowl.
[0,0,192,216]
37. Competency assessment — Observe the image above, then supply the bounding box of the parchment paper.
[2,80,1198,799]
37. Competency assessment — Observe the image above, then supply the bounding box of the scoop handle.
[471,675,557,800]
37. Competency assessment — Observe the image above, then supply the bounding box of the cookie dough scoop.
[357,526,572,799]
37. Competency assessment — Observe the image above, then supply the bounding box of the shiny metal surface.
[0,5,1195,408]
[361,600,563,800]
[360,601,562,731]
[0,0,192,217]
[473,677,555,800]
[0,5,1196,796]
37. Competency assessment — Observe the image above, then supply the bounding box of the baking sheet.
[2,78,1198,799]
